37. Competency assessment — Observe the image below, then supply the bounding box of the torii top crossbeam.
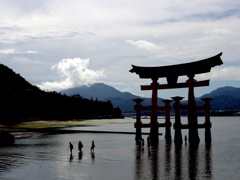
[130,52,223,85]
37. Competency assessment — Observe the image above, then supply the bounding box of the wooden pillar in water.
[150,78,159,144]
[172,96,183,145]
[187,74,200,144]
[202,98,212,144]
[133,98,143,145]
[163,99,172,143]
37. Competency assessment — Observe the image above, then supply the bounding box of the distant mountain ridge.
[61,83,146,112]
[61,83,240,113]
[201,86,240,110]
[201,86,240,99]
[61,83,137,100]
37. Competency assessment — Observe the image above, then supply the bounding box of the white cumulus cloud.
[38,58,105,91]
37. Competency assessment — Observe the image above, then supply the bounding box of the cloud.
[0,48,16,54]
[204,28,230,37]
[37,58,105,91]
[12,57,45,65]
[126,40,162,52]
[198,66,240,80]
[0,48,40,54]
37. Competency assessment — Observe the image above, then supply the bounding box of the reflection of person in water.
[91,152,95,159]
[78,152,83,160]
[90,141,95,153]
[70,153,73,161]
[69,142,74,154]
[78,141,83,153]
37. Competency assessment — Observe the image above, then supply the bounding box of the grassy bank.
[0,119,131,139]
[0,119,130,129]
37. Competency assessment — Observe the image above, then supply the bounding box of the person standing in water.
[69,142,74,154]
[90,141,95,153]
[141,138,145,149]
[78,141,83,153]
[147,136,151,148]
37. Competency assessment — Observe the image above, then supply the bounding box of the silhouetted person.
[147,136,151,147]
[136,138,142,146]
[90,141,95,153]
[78,141,83,153]
[141,138,145,149]
[185,135,187,144]
[69,142,74,154]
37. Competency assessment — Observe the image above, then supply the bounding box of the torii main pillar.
[150,78,159,144]
[187,74,200,144]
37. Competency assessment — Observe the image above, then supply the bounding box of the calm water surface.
[0,117,240,180]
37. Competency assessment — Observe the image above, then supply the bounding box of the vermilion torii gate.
[130,52,223,145]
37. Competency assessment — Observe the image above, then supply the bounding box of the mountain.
[61,83,151,112]
[0,64,122,124]
[61,84,240,113]
[0,64,39,92]
[200,86,240,110]
[201,86,240,99]
[60,83,166,113]
[61,83,137,100]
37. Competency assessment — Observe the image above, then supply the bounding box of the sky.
[0,0,240,99]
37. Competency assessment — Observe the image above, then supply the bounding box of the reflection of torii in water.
[130,52,223,145]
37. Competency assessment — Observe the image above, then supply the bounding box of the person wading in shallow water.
[78,141,83,153]
[147,136,151,148]
[141,138,145,149]
[90,141,95,153]
[69,142,74,154]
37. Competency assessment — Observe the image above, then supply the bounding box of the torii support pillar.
[133,98,143,145]
[163,99,172,143]
[172,96,184,145]
[187,74,200,144]
[202,98,212,144]
[150,78,159,144]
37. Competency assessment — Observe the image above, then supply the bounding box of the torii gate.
[130,52,223,145]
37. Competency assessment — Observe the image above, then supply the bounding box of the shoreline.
[1,127,162,138]
[0,119,162,139]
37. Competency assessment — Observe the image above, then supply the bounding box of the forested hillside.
[0,64,122,124]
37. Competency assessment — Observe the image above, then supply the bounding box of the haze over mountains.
[61,83,240,113]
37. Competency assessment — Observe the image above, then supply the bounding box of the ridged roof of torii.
[130,52,223,85]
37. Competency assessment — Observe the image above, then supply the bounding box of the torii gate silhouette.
[130,52,223,145]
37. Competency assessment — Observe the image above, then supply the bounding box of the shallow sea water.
[0,117,240,180]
